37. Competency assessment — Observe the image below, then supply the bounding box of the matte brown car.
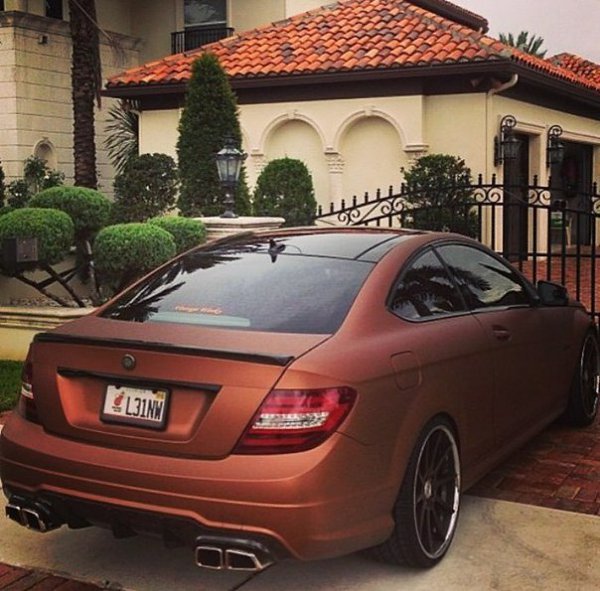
[1,228,598,570]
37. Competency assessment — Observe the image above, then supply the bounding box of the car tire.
[368,417,461,568]
[564,330,600,427]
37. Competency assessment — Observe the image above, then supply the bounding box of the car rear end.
[0,230,408,568]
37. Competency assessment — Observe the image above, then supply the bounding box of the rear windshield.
[101,245,374,334]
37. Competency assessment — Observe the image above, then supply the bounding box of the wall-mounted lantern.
[546,125,565,168]
[494,115,521,167]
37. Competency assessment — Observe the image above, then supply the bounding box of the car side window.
[390,249,466,320]
[435,244,530,310]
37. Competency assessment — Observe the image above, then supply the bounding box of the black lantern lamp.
[215,136,247,219]
[494,115,520,167]
[546,125,565,168]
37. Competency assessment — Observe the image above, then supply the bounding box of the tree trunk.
[69,0,101,189]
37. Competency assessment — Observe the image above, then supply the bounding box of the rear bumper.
[0,414,396,561]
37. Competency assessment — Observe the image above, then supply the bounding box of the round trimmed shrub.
[0,207,74,268]
[30,186,111,240]
[148,216,207,254]
[112,153,179,223]
[94,223,176,290]
[253,158,317,226]
[402,154,478,237]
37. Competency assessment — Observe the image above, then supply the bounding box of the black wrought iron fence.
[314,174,600,324]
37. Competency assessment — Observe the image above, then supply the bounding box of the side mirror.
[537,280,568,306]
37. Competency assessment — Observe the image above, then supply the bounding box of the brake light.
[234,387,357,454]
[18,356,39,423]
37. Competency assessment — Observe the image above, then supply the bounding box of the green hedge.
[148,216,207,254]
[0,360,22,412]
[94,223,176,290]
[112,153,179,223]
[30,186,111,240]
[253,158,317,226]
[0,207,74,268]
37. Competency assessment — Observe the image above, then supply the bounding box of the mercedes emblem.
[122,354,136,371]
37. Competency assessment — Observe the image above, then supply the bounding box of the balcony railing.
[171,25,234,54]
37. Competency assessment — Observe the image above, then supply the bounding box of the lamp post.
[215,136,247,218]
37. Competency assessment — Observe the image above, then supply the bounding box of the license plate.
[101,384,169,429]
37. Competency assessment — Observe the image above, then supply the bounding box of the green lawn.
[0,360,22,412]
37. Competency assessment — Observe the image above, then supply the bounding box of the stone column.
[325,151,345,208]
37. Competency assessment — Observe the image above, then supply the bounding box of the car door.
[435,243,564,445]
[389,247,497,465]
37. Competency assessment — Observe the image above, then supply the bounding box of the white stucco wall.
[285,0,327,17]
[137,89,600,217]
[232,0,284,32]
[138,95,428,209]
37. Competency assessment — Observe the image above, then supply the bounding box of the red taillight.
[18,357,39,423]
[234,387,357,454]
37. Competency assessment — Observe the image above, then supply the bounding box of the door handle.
[492,325,511,341]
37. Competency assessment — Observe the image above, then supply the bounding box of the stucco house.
[103,0,600,231]
[0,0,320,189]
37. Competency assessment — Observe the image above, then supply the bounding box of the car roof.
[204,227,424,263]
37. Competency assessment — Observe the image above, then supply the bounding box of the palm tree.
[499,31,547,58]
[104,99,140,174]
[68,0,102,189]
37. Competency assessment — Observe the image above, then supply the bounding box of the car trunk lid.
[29,316,328,459]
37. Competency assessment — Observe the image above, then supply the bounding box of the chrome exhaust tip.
[225,548,273,571]
[21,507,50,532]
[5,503,26,526]
[195,537,275,572]
[5,497,63,533]
[195,546,225,570]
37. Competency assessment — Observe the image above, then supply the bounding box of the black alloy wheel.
[411,422,461,562]
[369,417,461,568]
[566,331,600,427]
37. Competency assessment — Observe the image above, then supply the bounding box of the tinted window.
[101,245,373,335]
[436,244,530,309]
[390,249,465,320]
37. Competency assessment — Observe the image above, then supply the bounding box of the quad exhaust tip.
[5,499,62,533]
[195,540,274,572]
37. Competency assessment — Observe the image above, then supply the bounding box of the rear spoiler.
[34,333,295,367]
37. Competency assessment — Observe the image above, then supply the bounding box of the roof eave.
[509,62,600,109]
[103,60,514,99]
[102,60,600,110]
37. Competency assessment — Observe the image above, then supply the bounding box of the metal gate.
[314,175,600,324]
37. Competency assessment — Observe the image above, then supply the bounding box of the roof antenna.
[268,239,285,263]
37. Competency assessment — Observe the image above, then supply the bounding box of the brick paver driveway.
[471,418,600,516]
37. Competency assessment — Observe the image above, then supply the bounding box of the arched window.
[34,140,57,171]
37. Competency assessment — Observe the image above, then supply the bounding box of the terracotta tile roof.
[549,53,600,86]
[106,0,600,96]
